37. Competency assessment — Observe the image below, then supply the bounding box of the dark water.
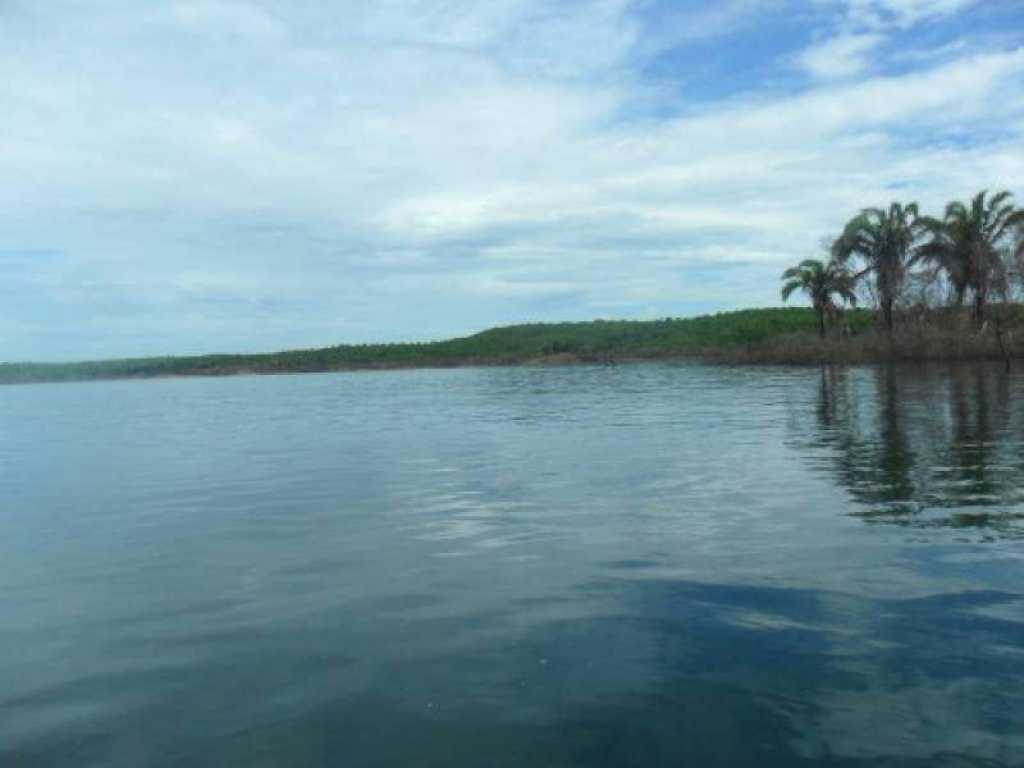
[2,363,1023,767]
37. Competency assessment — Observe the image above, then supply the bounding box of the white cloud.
[798,0,980,83]
[165,1,287,41]
[797,33,884,79]
[0,1,1021,358]
[842,0,978,28]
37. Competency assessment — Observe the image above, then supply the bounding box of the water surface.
[2,363,1023,766]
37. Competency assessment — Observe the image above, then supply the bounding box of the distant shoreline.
[2,306,1020,385]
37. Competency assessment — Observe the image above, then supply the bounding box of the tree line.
[781,190,1024,338]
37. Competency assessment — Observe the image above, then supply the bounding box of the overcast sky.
[2,0,1023,360]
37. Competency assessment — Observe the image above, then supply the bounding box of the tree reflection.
[803,364,1024,536]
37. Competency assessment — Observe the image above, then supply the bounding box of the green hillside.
[0,307,869,385]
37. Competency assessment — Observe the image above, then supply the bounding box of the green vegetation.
[831,201,923,332]
[780,259,858,338]
[917,190,1024,323]
[0,307,872,385]
[780,188,1024,361]
[4,188,1021,385]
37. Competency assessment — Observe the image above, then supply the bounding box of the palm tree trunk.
[973,288,987,326]
[882,298,894,332]
[818,310,825,339]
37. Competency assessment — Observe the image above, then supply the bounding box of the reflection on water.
[1,364,1023,766]
[804,364,1024,537]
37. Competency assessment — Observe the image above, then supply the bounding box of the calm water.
[2,363,1023,766]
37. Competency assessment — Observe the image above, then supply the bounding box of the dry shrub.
[700,320,1023,365]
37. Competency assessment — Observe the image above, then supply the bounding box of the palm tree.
[832,202,923,332]
[918,190,1024,324]
[780,258,858,338]
[914,234,970,307]
[1014,228,1024,297]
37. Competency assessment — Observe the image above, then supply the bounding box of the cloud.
[841,0,978,28]
[797,0,982,82]
[165,1,287,41]
[797,33,884,79]
[0,1,1022,359]
[630,0,781,54]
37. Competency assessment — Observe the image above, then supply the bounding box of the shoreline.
[3,345,1019,387]
[3,306,1021,386]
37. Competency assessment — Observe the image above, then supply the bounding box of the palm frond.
[780,280,802,302]
[971,190,987,224]
[988,189,1013,210]
[837,285,858,307]
[781,266,804,280]
[797,258,824,272]
[989,209,1024,245]
[945,201,967,221]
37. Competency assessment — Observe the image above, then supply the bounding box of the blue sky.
[2,0,1023,360]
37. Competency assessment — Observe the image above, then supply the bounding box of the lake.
[2,363,1023,766]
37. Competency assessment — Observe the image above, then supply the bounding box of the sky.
[2,0,1024,361]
